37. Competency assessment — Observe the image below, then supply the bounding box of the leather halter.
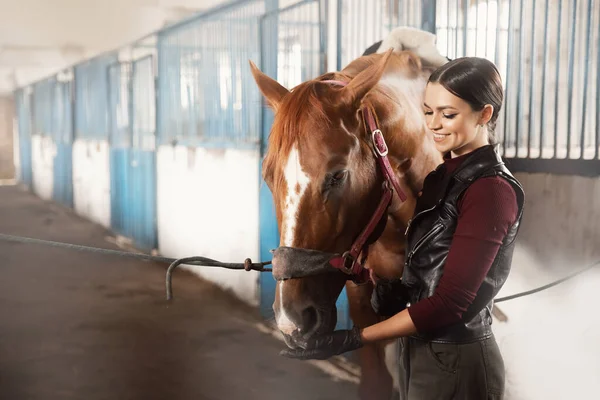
[320,80,407,282]
[271,79,408,284]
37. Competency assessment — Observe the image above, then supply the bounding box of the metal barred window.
[431,0,600,175]
[53,72,74,145]
[107,62,132,148]
[337,0,425,69]
[157,1,266,148]
[32,79,55,137]
[132,56,157,151]
[74,54,117,141]
[261,0,324,90]
[339,0,600,175]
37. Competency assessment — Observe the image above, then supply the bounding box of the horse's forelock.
[263,80,337,192]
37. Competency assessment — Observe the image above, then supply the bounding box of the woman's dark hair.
[428,57,503,145]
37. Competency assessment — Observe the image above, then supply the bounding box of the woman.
[281,57,525,400]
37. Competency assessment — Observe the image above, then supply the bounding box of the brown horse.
[251,31,446,399]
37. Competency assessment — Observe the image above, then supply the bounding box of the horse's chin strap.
[275,81,408,284]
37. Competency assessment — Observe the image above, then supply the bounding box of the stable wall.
[513,172,600,270]
[0,97,15,179]
[31,135,55,200]
[491,172,600,399]
[72,139,111,228]
[156,145,261,306]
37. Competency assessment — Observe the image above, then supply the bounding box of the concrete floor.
[0,185,359,400]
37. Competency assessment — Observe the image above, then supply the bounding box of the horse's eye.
[330,170,348,185]
[334,170,346,179]
[322,170,348,197]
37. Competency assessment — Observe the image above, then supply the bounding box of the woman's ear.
[479,104,494,125]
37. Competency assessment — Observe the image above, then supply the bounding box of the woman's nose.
[427,114,442,131]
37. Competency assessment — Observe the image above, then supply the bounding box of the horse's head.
[251,49,435,345]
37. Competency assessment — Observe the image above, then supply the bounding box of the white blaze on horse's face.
[277,281,296,335]
[276,145,311,335]
[281,145,310,247]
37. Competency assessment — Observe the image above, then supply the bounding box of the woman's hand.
[280,309,419,360]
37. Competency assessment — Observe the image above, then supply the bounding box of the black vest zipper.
[404,200,442,236]
[406,223,445,266]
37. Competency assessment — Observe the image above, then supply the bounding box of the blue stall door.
[110,148,157,252]
[108,57,158,252]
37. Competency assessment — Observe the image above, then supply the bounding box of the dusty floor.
[0,185,359,400]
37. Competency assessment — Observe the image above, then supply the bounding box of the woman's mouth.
[433,133,451,142]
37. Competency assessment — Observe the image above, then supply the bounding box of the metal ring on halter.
[341,251,356,274]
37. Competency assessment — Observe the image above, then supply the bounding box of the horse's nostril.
[300,306,318,334]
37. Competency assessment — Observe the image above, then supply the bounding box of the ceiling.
[0,0,230,95]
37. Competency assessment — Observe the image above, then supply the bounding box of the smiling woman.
[423,57,504,157]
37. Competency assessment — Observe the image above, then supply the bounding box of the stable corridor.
[0,185,358,400]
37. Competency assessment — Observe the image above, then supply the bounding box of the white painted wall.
[31,134,54,200]
[479,173,600,399]
[513,173,600,270]
[157,145,260,306]
[494,243,600,400]
[72,139,111,228]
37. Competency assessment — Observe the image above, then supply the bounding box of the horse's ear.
[340,49,394,108]
[249,60,289,111]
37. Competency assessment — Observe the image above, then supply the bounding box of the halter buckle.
[371,129,389,157]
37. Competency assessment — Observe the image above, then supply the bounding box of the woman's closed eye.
[423,110,456,119]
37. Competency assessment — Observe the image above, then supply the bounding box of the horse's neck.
[373,75,442,221]
[366,133,440,279]
[400,134,442,197]
[363,75,442,279]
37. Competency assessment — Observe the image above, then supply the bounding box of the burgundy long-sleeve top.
[407,151,519,333]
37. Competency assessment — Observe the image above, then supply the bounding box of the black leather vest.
[403,145,525,343]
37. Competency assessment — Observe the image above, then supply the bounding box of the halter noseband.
[271,79,408,284]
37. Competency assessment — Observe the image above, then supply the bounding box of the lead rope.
[0,232,597,303]
[0,233,271,301]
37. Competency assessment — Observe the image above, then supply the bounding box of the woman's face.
[423,82,491,157]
